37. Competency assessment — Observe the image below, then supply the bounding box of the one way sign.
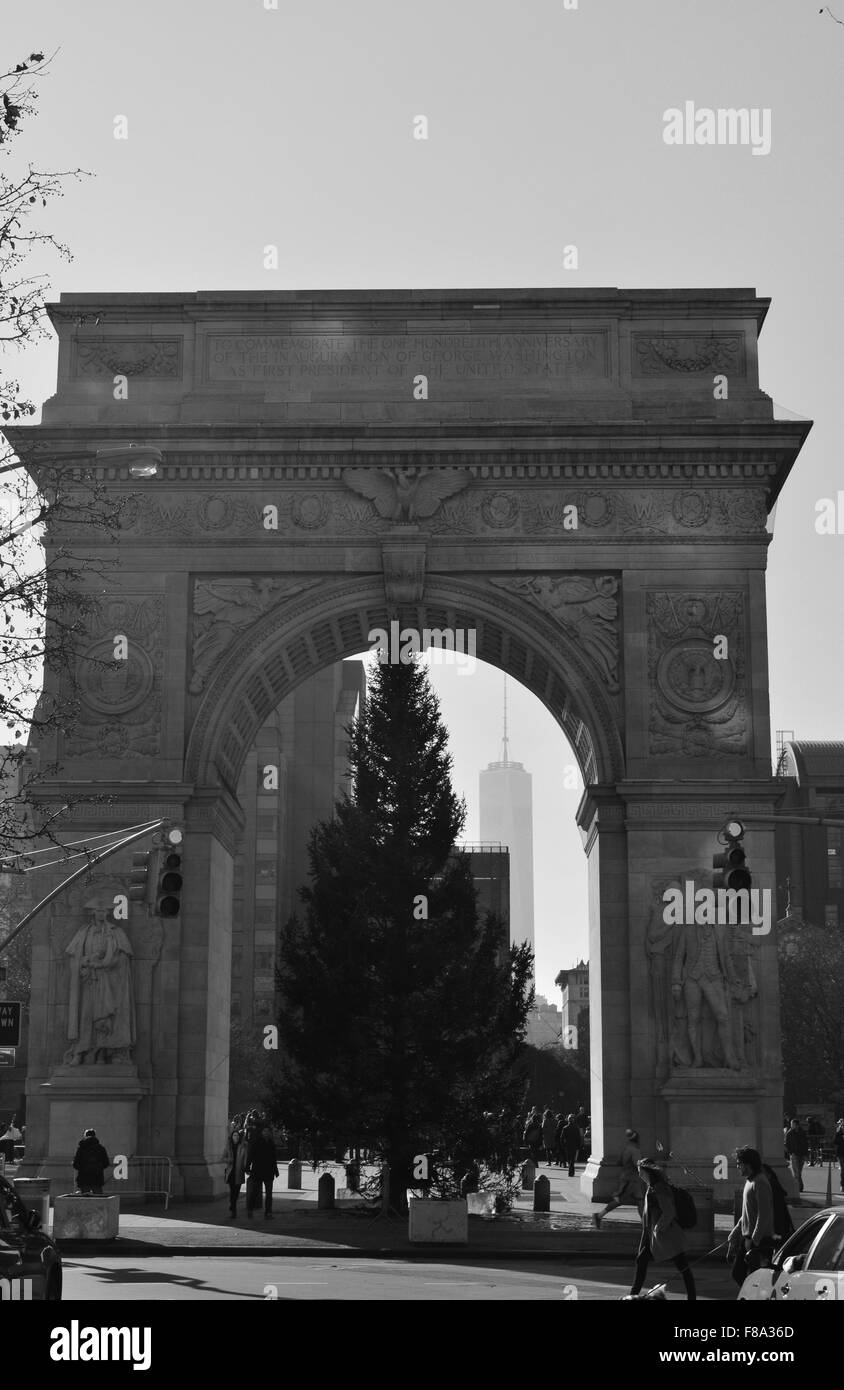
[0,1004,21,1048]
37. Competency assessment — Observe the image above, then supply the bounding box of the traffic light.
[128,852,153,905]
[155,826,183,918]
[713,819,752,894]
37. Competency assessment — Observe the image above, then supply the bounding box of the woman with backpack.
[622,1157,696,1300]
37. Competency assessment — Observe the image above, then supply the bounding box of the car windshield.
[775,1215,830,1264]
[806,1216,844,1271]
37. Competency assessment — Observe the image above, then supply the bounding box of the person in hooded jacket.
[622,1157,696,1300]
[72,1128,111,1195]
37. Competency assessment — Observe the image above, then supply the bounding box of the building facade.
[556,959,590,1035]
[774,741,844,929]
[232,660,366,1034]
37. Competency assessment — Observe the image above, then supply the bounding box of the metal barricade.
[102,1155,173,1209]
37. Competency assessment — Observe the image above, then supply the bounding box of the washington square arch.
[9,287,811,1201]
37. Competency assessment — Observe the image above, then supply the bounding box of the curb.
[57,1241,725,1262]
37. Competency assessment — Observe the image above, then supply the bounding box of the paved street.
[62,1255,736,1301]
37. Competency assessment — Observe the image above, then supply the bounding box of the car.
[0,1173,62,1300]
[738,1207,844,1301]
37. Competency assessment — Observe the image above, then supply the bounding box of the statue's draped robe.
[65,923,136,1057]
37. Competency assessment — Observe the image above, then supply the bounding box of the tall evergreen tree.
[268,657,533,1206]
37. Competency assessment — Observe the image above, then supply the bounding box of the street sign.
[0,1048,16,1068]
[0,1004,21,1047]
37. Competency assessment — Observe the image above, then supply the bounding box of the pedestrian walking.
[833,1119,844,1193]
[223,1120,247,1218]
[522,1108,543,1165]
[245,1125,279,1219]
[541,1108,557,1165]
[784,1118,809,1193]
[554,1112,567,1166]
[623,1158,696,1301]
[593,1128,644,1228]
[728,1147,775,1285]
[72,1128,111,1195]
[560,1114,582,1177]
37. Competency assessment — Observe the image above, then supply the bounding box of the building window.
[824,904,839,928]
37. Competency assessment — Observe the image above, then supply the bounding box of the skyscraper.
[479,679,535,973]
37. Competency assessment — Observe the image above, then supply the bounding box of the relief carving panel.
[492,575,620,693]
[647,591,748,758]
[65,597,164,758]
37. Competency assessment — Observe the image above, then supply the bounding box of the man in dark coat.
[245,1125,279,1219]
[561,1114,582,1177]
[72,1128,111,1194]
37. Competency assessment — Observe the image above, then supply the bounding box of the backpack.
[669,1183,697,1229]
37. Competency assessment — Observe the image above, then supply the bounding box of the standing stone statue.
[64,891,136,1065]
[671,916,741,1070]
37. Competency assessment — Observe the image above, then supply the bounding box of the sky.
[4,0,844,1000]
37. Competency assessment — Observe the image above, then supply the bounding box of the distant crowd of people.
[223,1109,279,1219]
[522,1105,590,1175]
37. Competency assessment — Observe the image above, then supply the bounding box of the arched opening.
[189,582,623,1195]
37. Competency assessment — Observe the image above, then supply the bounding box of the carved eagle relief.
[341,465,469,523]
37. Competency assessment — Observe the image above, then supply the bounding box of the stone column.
[172,790,241,1198]
[577,787,629,1200]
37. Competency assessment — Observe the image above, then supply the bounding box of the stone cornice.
[45,286,773,327]
[14,447,797,484]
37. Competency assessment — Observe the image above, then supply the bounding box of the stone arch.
[184,575,625,795]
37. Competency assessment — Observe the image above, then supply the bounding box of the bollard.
[318,1172,335,1210]
[520,1159,536,1191]
[533,1175,551,1212]
[286,1158,302,1190]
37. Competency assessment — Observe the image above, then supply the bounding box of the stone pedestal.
[659,1071,765,1204]
[53,1194,119,1240]
[37,1065,147,1200]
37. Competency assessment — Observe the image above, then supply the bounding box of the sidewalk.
[51,1159,841,1260]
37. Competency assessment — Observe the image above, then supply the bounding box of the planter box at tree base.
[53,1194,119,1240]
[408,1198,468,1244]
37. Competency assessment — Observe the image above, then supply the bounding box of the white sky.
[4,0,843,999]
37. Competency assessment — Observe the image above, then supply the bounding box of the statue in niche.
[647,875,758,1073]
[672,916,741,1070]
[63,891,136,1065]
[646,886,679,1074]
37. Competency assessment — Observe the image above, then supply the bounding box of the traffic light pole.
[0,820,164,957]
